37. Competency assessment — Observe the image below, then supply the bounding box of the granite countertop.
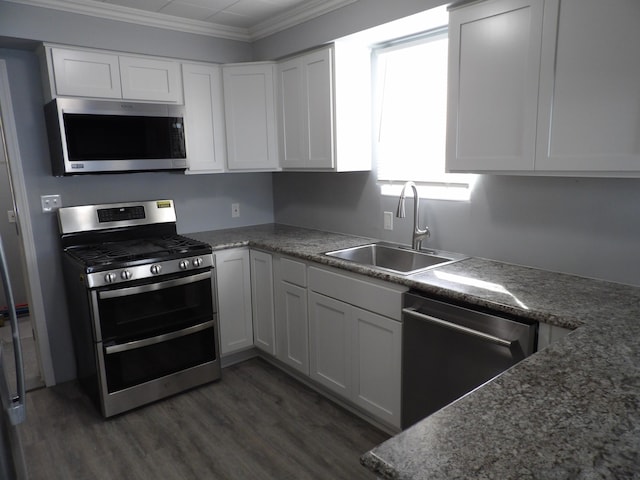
[186,223,640,479]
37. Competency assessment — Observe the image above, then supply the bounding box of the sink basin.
[324,243,462,275]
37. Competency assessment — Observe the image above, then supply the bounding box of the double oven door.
[90,268,220,417]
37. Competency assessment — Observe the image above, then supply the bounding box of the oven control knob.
[179,260,190,270]
[121,270,132,280]
[104,273,117,284]
[150,264,162,275]
[192,257,203,267]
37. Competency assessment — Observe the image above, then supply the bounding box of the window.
[373,28,475,200]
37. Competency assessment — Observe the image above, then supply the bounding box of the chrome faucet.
[396,181,430,250]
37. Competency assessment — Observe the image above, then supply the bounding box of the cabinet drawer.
[308,267,406,321]
[281,257,306,287]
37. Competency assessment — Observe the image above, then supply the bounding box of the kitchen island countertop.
[187,223,640,479]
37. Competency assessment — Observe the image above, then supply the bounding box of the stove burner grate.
[65,235,210,268]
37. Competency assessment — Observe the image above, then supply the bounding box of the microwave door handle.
[0,235,26,426]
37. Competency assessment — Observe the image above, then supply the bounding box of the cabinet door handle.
[402,307,515,349]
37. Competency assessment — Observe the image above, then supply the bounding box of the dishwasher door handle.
[402,307,515,349]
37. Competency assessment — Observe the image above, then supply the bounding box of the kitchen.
[0,0,640,478]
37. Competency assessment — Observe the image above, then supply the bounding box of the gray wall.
[272,173,640,286]
[0,6,268,382]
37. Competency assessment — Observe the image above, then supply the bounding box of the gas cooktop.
[65,234,212,272]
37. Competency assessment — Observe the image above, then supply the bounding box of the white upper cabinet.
[41,45,183,103]
[182,63,227,174]
[446,0,543,172]
[277,44,371,172]
[222,62,280,171]
[278,47,334,169]
[50,47,122,99]
[535,0,640,173]
[447,0,640,176]
[119,55,182,103]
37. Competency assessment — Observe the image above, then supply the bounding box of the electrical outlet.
[231,203,240,218]
[384,211,393,230]
[41,194,62,213]
[7,210,16,223]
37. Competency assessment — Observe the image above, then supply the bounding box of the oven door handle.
[402,307,515,349]
[98,271,211,299]
[104,320,214,355]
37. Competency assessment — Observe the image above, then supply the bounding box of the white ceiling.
[7,0,357,41]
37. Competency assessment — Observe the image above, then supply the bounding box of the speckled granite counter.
[187,223,640,479]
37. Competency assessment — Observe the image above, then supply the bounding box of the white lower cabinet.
[276,281,309,374]
[250,250,276,355]
[309,292,353,398]
[308,292,402,428]
[215,248,253,355]
[230,252,404,429]
[274,256,309,375]
[308,267,405,428]
[351,306,401,427]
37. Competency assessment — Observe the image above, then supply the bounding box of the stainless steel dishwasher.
[401,291,538,429]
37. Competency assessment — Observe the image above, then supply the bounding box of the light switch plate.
[41,194,62,213]
[231,203,240,218]
[7,210,16,223]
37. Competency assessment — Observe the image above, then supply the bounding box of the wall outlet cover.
[41,194,62,213]
[384,211,393,230]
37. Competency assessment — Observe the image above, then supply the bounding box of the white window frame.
[372,27,476,201]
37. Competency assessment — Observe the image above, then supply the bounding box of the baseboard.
[220,347,259,368]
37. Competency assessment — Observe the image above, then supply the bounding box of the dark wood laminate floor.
[20,358,389,480]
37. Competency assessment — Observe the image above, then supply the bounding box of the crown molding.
[6,0,358,42]
[249,0,358,41]
[6,0,251,41]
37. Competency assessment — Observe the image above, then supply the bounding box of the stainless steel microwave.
[44,98,187,176]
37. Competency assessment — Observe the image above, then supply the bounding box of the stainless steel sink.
[324,243,464,275]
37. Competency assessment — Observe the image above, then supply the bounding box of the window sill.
[379,181,475,201]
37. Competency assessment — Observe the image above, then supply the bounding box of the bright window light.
[373,28,475,201]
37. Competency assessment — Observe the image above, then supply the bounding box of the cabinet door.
[303,47,334,169]
[250,250,276,355]
[278,57,305,168]
[276,281,309,375]
[352,307,402,428]
[223,63,279,170]
[446,0,544,172]
[215,249,253,355]
[119,56,182,103]
[278,48,334,170]
[536,0,640,172]
[182,63,226,174]
[51,48,122,98]
[308,292,351,398]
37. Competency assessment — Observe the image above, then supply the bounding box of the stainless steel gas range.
[58,199,221,417]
